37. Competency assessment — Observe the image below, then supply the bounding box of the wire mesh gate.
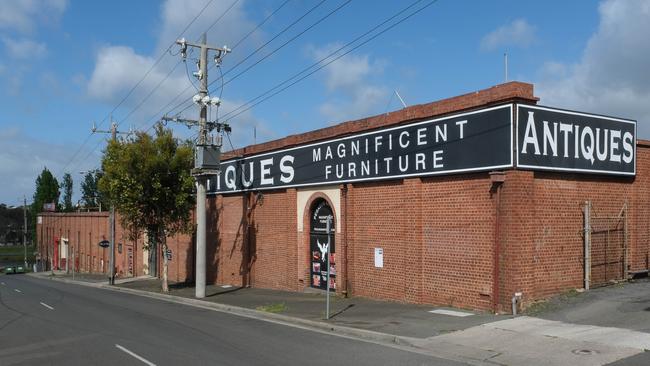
[583,201,628,289]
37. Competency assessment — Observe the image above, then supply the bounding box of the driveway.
[529,278,650,333]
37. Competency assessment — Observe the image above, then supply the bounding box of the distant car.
[15,265,25,274]
[4,266,15,274]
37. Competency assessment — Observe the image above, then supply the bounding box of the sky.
[0,0,648,205]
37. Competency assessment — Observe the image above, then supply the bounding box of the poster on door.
[310,234,336,291]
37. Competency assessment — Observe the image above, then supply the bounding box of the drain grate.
[572,349,599,356]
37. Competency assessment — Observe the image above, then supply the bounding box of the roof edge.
[223,81,537,159]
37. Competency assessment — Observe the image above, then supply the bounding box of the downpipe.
[511,292,522,315]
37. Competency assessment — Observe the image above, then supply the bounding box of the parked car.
[15,265,25,274]
[4,266,15,274]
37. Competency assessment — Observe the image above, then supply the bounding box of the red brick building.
[36,211,193,283]
[37,81,648,313]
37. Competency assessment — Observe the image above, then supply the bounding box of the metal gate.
[584,201,628,289]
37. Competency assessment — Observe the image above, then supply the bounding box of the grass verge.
[256,303,288,313]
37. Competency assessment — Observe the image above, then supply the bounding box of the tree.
[99,123,194,292]
[62,173,74,212]
[81,169,106,210]
[31,167,60,245]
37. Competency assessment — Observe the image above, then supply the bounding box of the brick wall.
[209,81,650,312]
[36,212,194,283]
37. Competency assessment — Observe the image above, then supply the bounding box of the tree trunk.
[161,228,169,293]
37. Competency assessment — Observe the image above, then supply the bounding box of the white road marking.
[1,282,5,285]
[14,289,21,293]
[115,344,156,366]
[221,285,233,288]
[40,302,54,310]
[429,309,474,317]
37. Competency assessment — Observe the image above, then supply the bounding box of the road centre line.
[40,302,54,310]
[14,289,21,293]
[115,344,156,366]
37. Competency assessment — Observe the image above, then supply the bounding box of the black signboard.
[516,105,636,176]
[212,105,513,193]
[310,200,335,291]
[98,240,110,248]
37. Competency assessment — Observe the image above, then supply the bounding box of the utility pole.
[91,115,131,285]
[173,33,230,298]
[23,196,27,270]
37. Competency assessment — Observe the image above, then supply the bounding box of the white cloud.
[87,46,183,103]
[2,37,47,59]
[0,0,67,34]
[309,43,389,123]
[536,0,650,137]
[156,0,254,53]
[0,126,99,203]
[481,18,536,51]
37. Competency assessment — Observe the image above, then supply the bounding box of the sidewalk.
[119,278,500,339]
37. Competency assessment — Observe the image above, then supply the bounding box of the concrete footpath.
[27,271,650,366]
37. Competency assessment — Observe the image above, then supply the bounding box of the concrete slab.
[429,309,475,317]
[427,322,643,366]
[489,317,650,350]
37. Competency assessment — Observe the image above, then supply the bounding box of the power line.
[231,0,291,50]
[203,0,241,35]
[214,0,352,95]
[58,0,216,177]
[162,0,331,119]
[62,0,220,176]
[224,0,438,123]
[220,0,424,120]
[133,0,295,137]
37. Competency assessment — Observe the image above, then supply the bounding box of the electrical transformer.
[195,145,221,170]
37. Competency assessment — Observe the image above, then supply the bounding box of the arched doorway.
[309,199,336,291]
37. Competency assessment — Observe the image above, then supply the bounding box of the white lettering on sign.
[215,104,515,193]
[520,111,634,166]
[517,105,635,175]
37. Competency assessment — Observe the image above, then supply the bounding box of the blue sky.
[0,0,648,205]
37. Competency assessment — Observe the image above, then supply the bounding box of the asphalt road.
[0,275,464,366]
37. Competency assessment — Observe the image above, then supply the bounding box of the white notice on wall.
[374,248,383,268]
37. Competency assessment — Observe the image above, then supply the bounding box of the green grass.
[0,244,34,255]
[0,245,36,262]
[256,303,288,313]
